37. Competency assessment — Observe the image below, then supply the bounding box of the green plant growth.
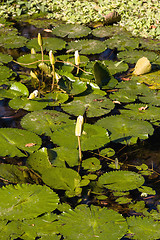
[0,21,159,240]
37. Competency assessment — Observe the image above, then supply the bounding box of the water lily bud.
[75,50,80,66]
[49,50,55,65]
[28,90,38,99]
[133,57,151,75]
[31,48,36,54]
[30,71,38,79]
[38,33,43,47]
[75,115,84,137]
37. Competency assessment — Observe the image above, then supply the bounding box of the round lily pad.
[118,50,158,64]
[0,65,14,83]
[0,34,27,49]
[21,110,73,137]
[17,53,49,68]
[92,25,123,38]
[67,39,107,55]
[102,60,128,75]
[26,37,66,52]
[9,97,49,111]
[52,24,91,38]
[96,115,154,145]
[98,170,145,191]
[0,128,42,157]
[51,123,110,151]
[58,205,128,240]
[127,216,160,240]
[82,157,101,171]
[0,184,59,220]
[62,94,115,117]
[139,91,160,106]
[0,52,12,63]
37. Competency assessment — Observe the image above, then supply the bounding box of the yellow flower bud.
[75,115,83,137]
[31,48,36,54]
[74,50,80,66]
[38,33,43,47]
[28,90,38,99]
[30,71,38,79]
[49,50,55,65]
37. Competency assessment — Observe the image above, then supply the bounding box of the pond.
[0,12,160,240]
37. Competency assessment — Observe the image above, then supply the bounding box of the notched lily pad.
[26,37,66,52]
[98,170,145,191]
[51,123,110,151]
[0,65,14,83]
[96,115,154,144]
[102,60,128,75]
[62,94,115,117]
[0,34,27,49]
[0,184,59,220]
[58,205,128,240]
[67,39,107,55]
[0,128,42,157]
[0,52,13,63]
[21,110,73,137]
[52,24,91,38]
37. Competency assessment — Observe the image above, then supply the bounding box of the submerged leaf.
[98,170,145,191]
[0,184,59,220]
[58,205,128,240]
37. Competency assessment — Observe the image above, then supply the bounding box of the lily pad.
[0,128,42,157]
[0,184,59,220]
[139,91,160,106]
[102,60,128,75]
[58,205,128,240]
[0,52,12,63]
[16,53,49,68]
[0,65,14,83]
[0,34,27,49]
[42,167,82,197]
[120,104,160,122]
[10,82,29,97]
[67,39,107,55]
[96,115,154,144]
[82,157,101,171]
[118,50,158,64]
[62,94,114,117]
[42,92,68,106]
[51,123,110,151]
[9,97,49,111]
[52,24,91,38]
[98,170,145,191]
[127,216,160,240]
[26,37,66,52]
[92,25,124,38]
[21,110,73,137]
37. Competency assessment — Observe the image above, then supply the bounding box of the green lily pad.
[52,24,91,38]
[62,94,114,117]
[0,65,14,83]
[58,76,87,95]
[120,104,160,122]
[102,60,128,75]
[94,61,118,89]
[98,170,145,191]
[127,216,160,240]
[92,25,124,38]
[139,91,160,106]
[0,184,59,220]
[0,220,23,240]
[10,82,29,97]
[67,39,107,55]
[58,205,128,240]
[21,110,73,137]
[105,34,140,51]
[0,128,42,157]
[0,34,27,49]
[96,115,154,145]
[21,213,59,239]
[42,167,82,197]
[26,37,66,52]
[9,97,49,111]
[0,52,12,63]
[16,53,49,68]
[42,92,68,106]
[0,164,30,183]
[82,157,101,171]
[51,123,110,151]
[118,50,158,64]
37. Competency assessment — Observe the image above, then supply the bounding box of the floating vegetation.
[0,15,159,240]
